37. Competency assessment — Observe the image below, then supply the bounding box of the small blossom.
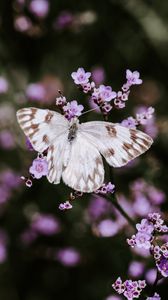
[126,70,142,86]
[136,219,154,235]
[95,182,115,194]
[146,293,161,300]
[26,83,46,101]
[128,261,145,278]
[92,67,105,85]
[101,102,113,114]
[0,130,15,150]
[55,96,67,107]
[156,256,168,277]
[97,219,119,237]
[98,85,116,102]
[121,117,137,129]
[29,0,49,18]
[14,15,32,32]
[71,68,91,85]
[135,232,152,249]
[31,213,60,235]
[114,98,126,109]
[29,157,48,179]
[56,247,80,266]
[59,201,73,210]
[63,100,84,120]
[92,85,116,103]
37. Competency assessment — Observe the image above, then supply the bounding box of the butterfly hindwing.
[62,133,104,193]
[16,107,68,153]
[79,121,153,167]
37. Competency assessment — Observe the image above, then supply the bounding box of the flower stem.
[107,193,136,230]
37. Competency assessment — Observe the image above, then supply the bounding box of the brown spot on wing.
[45,111,54,123]
[106,125,117,137]
[123,143,132,151]
[43,134,49,144]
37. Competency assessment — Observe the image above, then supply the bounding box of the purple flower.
[63,100,84,120]
[136,219,154,235]
[0,130,15,150]
[157,256,168,277]
[121,117,137,129]
[97,219,119,237]
[56,248,80,266]
[96,85,116,102]
[135,232,152,249]
[87,196,113,221]
[126,70,142,86]
[112,277,146,300]
[26,83,46,101]
[59,201,73,210]
[71,68,91,85]
[14,15,32,32]
[55,96,67,107]
[146,293,161,300]
[0,170,21,189]
[31,214,60,235]
[128,261,145,278]
[29,157,48,179]
[29,0,49,18]
[145,268,157,285]
[92,67,105,85]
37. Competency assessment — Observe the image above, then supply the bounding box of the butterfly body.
[16,107,153,193]
[68,118,79,142]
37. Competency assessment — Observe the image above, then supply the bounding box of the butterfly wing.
[62,133,104,193]
[16,107,68,153]
[46,132,70,184]
[79,121,153,167]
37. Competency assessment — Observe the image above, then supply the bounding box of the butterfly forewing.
[16,107,68,153]
[79,121,153,167]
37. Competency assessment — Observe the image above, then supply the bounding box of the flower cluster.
[113,70,142,110]
[121,107,155,129]
[95,182,115,195]
[146,293,161,300]
[151,243,168,277]
[112,277,146,300]
[55,95,84,120]
[71,68,143,116]
[127,213,168,250]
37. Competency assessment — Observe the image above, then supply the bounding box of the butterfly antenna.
[81,108,98,116]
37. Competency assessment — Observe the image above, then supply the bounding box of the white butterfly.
[16,107,153,193]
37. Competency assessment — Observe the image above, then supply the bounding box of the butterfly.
[16,107,153,193]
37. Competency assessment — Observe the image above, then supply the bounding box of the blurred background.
[0,0,168,299]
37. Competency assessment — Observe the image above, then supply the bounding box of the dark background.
[0,0,168,299]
